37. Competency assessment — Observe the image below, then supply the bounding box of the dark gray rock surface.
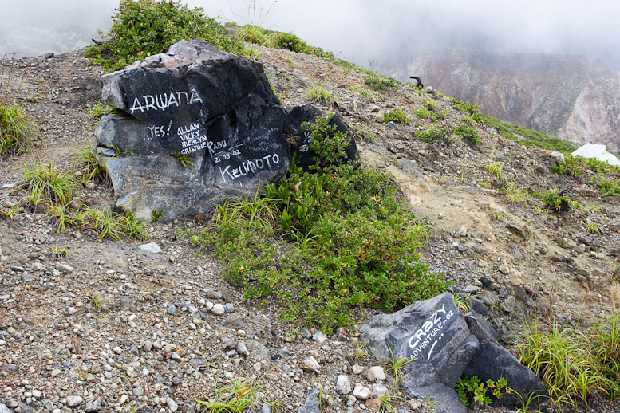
[464,313,547,408]
[96,40,293,220]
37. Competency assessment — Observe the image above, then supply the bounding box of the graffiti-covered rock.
[96,40,299,220]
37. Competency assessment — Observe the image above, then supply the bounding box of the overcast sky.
[2,0,619,68]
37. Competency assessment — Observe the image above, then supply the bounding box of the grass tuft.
[454,124,481,145]
[23,163,75,208]
[306,85,335,106]
[364,73,398,92]
[0,101,33,157]
[74,148,110,184]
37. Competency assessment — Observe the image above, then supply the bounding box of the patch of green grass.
[383,108,411,125]
[537,189,579,213]
[0,204,19,220]
[456,376,510,407]
[91,294,104,311]
[486,162,504,180]
[586,222,600,234]
[196,382,256,412]
[416,126,448,143]
[237,24,269,45]
[503,182,531,204]
[518,318,620,407]
[190,117,447,333]
[74,148,110,184]
[365,72,398,92]
[23,163,75,208]
[74,208,147,241]
[85,0,245,71]
[0,101,33,157]
[50,246,68,257]
[306,85,335,106]
[454,124,481,145]
[390,357,412,387]
[87,102,114,119]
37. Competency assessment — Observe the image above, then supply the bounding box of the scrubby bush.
[237,24,333,59]
[383,108,411,125]
[365,73,398,92]
[417,126,447,143]
[190,115,448,332]
[538,189,578,212]
[0,101,33,157]
[85,0,245,71]
[454,124,481,145]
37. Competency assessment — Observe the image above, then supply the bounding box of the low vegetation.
[87,102,114,119]
[597,176,620,197]
[196,381,256,412]
[237,24,333,59]
[537,189,578,213]
[383,108,411,125]
[85,0,245,71]
[454,124,481,145]
[74,148,110,184]
[190,115,447,332]
[22,162,146,240]
[306,85,335,106]
[364,72,398,92]
[416,126,447,143]
[518,317,620,408]
[456,376,510,407]
[0,101,33,157]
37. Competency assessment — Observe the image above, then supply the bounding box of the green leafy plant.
[486,162,504,180]
[596,176,620,198]
[0,101,33,157]
[365,73,398,92]
[503,182,531,204]
[417,126,448,143]
[454,124,481,145]
[383,108,412,125]
[553,155,585,177]
[0,205,19,220]
[189,117,448,333]
[390,357,412,386]
[456,376,509,407]
[538,189,578,213]
[306,85,335,106]
[196,381,256,412]
[85,0,245,71]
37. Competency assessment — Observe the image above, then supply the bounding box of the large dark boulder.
[96,40,355,221]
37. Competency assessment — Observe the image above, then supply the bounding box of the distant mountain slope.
[407,53,620,152]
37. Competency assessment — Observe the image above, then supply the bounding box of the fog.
[2,0,620,70]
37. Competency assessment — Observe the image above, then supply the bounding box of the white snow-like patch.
[572,144,620,167]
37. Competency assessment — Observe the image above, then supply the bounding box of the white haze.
[1,0,620,69]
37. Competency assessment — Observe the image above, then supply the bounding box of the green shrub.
[190,117,447,333]
[238,24,269,45]
[538,189,578,212]
[196,381,256,412]
[306,85,335,106]
[85,0,245,71]
[0,102,33,157]
[486,162,504,180]
[553,155,585,177]
[417,126,447,143]
[383,108,411,125]
[303,114,351,169]
[597,177,620,197]
[364,73,398,92]
[454,124,481,145]
[237,24,333,59]
[518,318,619,407]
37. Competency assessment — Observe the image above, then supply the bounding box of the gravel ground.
[1,48,618,413]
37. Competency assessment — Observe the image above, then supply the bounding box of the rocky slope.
[406,52,620,152]
[0,45,619,412]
